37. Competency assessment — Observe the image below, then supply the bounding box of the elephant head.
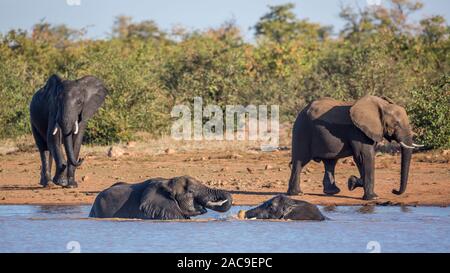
[350,95,422,195]
[240,195,325,221]
[52,76,107,167]
[140,176,232,219]
[243,195,294,219]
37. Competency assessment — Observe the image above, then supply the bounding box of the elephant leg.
[48,151,53,179]
[39,151,56,187]
[287,112,311,196]
[31,126,54,187]
[287,159,310,195]
[348,155,364,191]
[67,122,86,188]
[47,122,68,187]
[352,146,378,200]
[322,159,340,195]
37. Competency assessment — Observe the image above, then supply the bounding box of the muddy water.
[0,205,449,252]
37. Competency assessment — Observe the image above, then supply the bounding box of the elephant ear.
[79,76,108,121]
[45,74,63,94]
[350,95,384,142]
[283,204,324,221]
[139,181,185,220]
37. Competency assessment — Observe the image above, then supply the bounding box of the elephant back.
[306,98,354,125]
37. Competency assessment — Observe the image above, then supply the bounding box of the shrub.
[0,1,448,147]
[407,75,450,149]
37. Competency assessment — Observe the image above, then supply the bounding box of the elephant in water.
[287,95,423,200]
[30,74,107,188]
[89,176,233,220]
[238,195,325,221]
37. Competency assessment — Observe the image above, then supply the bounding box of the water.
[0,205,449,253]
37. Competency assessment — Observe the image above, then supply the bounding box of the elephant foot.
[53,176,69,187]
[65,182,78,189]
[347,175,363,191]
[323,184,341,195]
[39,177,48,187]
[363,193,379,201]
[39,172,53,187]
[53,165,68,187]
[65,178,78,188]
[40,178,57,188]
[287,188,303,196]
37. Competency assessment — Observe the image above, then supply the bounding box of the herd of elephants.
[29,75,424,221]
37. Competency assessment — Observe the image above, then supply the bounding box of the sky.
[0,0,449,41]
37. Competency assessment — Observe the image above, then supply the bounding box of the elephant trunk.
[204,189,232,212]
[393,135,413,195]
[244,208,259,219]
[63,133,83,167]
[244,206,271,219]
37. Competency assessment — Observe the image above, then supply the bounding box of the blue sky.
[0,0,449,40]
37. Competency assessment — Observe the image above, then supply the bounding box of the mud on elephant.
[89,176,233,220]
[287,95,423,200]
[30,74,107,188]
[238,195,325,221]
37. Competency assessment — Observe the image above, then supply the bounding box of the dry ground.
[0,135,449,206]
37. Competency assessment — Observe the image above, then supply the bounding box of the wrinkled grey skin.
[89,176,233,220]
[30,75,107,188]
[244,195,325,221]
[287,95,417,200]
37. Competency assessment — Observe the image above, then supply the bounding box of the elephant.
[30,74,107,188]
[238,195,325,221]
[89,176,233,220]
[287,95,423,200]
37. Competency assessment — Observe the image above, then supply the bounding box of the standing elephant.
[89,176,233,219]
[287,95,423,200]
[238,195,325,221]
[30,74,107,188]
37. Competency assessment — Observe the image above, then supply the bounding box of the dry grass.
[1,124,447,164]
[0,123,292,157]
[0,134,289,158]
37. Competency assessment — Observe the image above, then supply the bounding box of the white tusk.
[52,126,58,135]
[74,121,79,135]
[206,199,228,207]
[413,143,425,148]
[400,142,415,149]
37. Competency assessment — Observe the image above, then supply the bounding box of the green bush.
[0,1,449,148]
[407,75,450,149]
[0,51,33,138]
[75,40,170,144]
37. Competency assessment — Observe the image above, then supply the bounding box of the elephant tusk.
[413,143,425,148]
[400,142,415,149]
[206,199,228,207]
[52,126,58,135]
[74,121,79,135]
